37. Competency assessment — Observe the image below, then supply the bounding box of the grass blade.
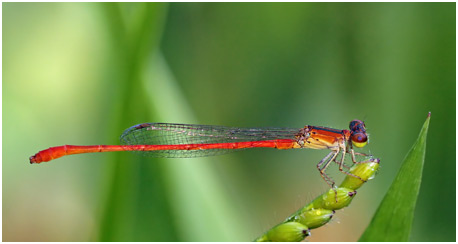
[359,112,431,241]
[97,3,175,241]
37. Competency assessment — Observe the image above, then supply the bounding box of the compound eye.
[352,132,368,148]
[349,119,365,131]
[349,120,358,130]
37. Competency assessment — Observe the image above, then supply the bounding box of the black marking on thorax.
[310,126,345,134]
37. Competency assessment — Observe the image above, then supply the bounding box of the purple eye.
[351,132,368,148]
[352,133,367,143]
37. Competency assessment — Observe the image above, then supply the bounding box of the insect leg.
[317,150,339,189]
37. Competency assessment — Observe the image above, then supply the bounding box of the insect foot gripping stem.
[255,158,380,242]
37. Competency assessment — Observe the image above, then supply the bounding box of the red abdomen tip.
[29,154,41,164]
[29,149,53,164]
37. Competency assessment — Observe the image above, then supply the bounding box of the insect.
[30,120,372,188]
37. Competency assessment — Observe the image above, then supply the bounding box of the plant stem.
[255,158,380,242]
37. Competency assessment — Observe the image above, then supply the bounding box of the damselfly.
[30,120,372,187]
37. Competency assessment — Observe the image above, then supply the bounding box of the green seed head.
[264,222,310,242]
[295,208,335,229]
[340,160,380,190]
[310,187,357,210]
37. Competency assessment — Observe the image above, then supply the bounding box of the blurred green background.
[3,3,455,241]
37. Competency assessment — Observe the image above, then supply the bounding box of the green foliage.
[359,113,431,241]
[3,3,454,241]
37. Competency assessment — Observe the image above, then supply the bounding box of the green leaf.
[359,112,431,241]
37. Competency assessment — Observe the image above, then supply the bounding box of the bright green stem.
[359,113,431,241]
[255,158,380,242]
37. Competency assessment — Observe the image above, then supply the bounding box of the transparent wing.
[120,123,300,158]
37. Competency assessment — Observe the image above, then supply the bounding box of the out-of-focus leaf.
[97,3,176,241]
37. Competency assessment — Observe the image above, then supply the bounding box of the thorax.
[296,126,350,150]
